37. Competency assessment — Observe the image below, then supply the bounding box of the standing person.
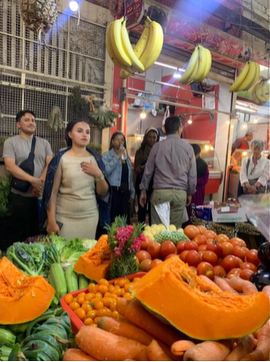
[139,115,197,229]
[3,110,53,242]
[102,131,135,224]
[134,127,159,224]
[190,144,209,207]
[231,131,253,154]
[239,139,269,195]
[44,119,109,240]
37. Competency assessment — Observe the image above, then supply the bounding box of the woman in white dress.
[46,120,109,240]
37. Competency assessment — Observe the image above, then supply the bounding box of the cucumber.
[49,263,67,300]
[78,274,89,289]
[64,265,79,292]
[0,328,16,347]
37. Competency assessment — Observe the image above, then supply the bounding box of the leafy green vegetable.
[6,243,45,276]
[80,238,97,249]
[59,238,89,266]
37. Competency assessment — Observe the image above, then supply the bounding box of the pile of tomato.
[135,224,259,280]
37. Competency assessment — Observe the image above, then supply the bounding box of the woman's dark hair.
[191,143,201,157]
[16,110,35,123]
[109,131,127,150]
[140,127,159,151]
[65,119,90,147]
[164,115,183,135]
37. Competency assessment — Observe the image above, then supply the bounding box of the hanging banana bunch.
[19,0,58,41]
[106,16,164,79]
[229,61,260,93]
[251,79,270,104]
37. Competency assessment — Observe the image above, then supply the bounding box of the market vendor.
[231,131,253,155]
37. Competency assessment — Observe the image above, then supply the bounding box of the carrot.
[116,298,183,346]
[227,277,258,294]
[225,335,255,361]
[241,319,270,361]
[213,276,239,294]
[97,316,154,345]
[171,340,195,356]
[198,275,222,289]
[183,339,233,361]
[146,340,172,361]
[62,348,97,361]
[75,325,145,361]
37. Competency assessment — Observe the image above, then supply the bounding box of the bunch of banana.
[106,16,164,79]
[229,61,260,93]
[178,44,212,85]
[252,79,270,104]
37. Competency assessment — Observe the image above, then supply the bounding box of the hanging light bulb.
[140,110,146,119]
[226,120,230,125]
[253,117,258,124]
[69,0,79,11]
[187,115,192,124]
[242,123,247,129]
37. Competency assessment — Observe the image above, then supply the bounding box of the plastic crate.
[60,272,146,334]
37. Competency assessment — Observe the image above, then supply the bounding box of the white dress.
[55,154,99,240]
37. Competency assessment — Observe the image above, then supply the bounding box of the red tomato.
[220,242,234,257]
[176,241,187,254]
[213,265,226,278]
[201,250,218,266]
[184,241,199,251]
[239,261,257,272]
[226,268,242,279]
[149,259,163,270]
[233,246,248,260]
[229,237,247,248]
[196,225,207,234]
[179,250,189,262]
[214,234,230,244]
[140,236,152,250]
[147,242,161,259]
[139,259,152,272]
[196,262,215,280]
[245,249,260,266]
[185,250,202,267]
[221,255,241,272]
[206,241,223,257]
[165,253,177,260]
[240,268,254,280]
[159,241,176,259]
[135,250,152,262]
[198,244,208,251]
[193,234,207,246]
[202,230,217,239]
[183,225,199,240]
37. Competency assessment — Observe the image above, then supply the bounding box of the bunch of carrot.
[62,280,270,361]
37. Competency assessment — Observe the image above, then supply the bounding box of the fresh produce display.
[178,44,212,85]
[252,79,270,104]
[0,257,55,325]
[229,60,260,92]
[131,256,270,340]
[142,223,184,238]
[153,230,189,243]
[106,16,163,79]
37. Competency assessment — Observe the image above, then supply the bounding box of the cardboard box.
[212,206,247,223]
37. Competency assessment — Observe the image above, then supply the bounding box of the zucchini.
[78,274,89,289]
[0,328,16,347]
[64,265,79,293]
[49,263,67,300]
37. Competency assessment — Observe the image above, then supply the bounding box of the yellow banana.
[110,17,132,68]
[237,61,258,92]
[252,83,262,104]
[138,19,164,73]
[119,68,131,79]
[200,47,212,80]
[255,80,270,103]
[121,20,145,73]
[106,22,123,68]
[193,45,209,82]
[250,62,260,89]
[229,62,250,93]
[179,45,200,85]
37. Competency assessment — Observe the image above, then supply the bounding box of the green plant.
[0,175,12,217]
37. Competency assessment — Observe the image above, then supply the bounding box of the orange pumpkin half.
[131,256,270,340]
[0,257,55,324]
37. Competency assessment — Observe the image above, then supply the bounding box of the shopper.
[239,139,270,195]
[43,119,109,240]
[231,131,253,154]
[134,127,159,224]
[190,144,209,206]
[3,110,53,242]
[102,131,135,224]
[140,115,197,228]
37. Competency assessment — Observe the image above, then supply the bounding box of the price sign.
[126,0,145,28]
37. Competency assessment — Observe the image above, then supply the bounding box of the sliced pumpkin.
[73,234,112,282]
[0,257,55,324]
[131,256,270,340]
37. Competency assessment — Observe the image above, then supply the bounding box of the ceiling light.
[173,69,182,79]
[226,120,230,125]
[242,123,248,129]
[140,111,146,119]
[235,105,257,113]
[253,117,258,124]
[154,61,185,72]
[69,0,79,11]
[187,116,192,124]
